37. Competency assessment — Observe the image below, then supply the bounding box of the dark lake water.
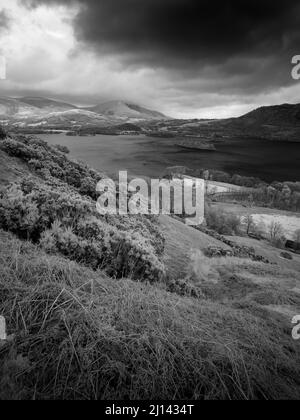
[40,134,300,182]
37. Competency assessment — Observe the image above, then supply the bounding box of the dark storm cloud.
[23,0,300,94]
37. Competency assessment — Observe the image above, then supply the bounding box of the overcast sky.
[0,0,299,118]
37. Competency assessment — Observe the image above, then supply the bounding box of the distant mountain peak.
[88,100,169,120]
[0,96,169,127]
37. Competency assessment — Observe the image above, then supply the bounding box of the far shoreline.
[35,132,300,183]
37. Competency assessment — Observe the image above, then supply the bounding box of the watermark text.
[292,55,300,80]
[292,315,300,340]
[96,171,205,226]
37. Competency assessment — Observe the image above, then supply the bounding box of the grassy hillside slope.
[1,230,300,400]
[160,215,230,278]
[227,236,300,272]
[0,131,300,400]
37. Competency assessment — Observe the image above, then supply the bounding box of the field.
[211,202,300,240]
[206,180,255,195]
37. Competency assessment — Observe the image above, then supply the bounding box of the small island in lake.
[176,139,217,151]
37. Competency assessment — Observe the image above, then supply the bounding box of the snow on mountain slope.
[0,97,168,127]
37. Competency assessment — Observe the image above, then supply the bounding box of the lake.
[39,134,300,182]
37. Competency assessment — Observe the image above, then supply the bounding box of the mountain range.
[0,96,299,142]
[0,97,168,128]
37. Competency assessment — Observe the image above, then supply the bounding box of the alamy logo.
[0,56,6,80]
[0,316,7,341]
[292,55,300,80]
[292,316,300,341]
[96,171,205,226]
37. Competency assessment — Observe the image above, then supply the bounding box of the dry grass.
[1,231,300,400]
[186,252,300,307]
[159,215,230,278]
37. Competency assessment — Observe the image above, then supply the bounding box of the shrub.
[162,166,190,179]
[79,177,97,199]
[0,184,40,238]
[54,144,70,154]
[166,277,203,298]
[280,252,293,261]
[205,206,242,236]
[40,220,165,281]
[209,170,232,183]
[0,136,105,198]
[0,126,6,140]
[0,179,166,282]
[231,174,262,188]
[0,138,47,161]
[0,136,166,282]
[103,214,165,256]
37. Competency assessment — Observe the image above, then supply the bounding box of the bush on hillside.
[0,135,104,199]
[103,214,165,256]
[53,144,70,154]
[0,126,6,140]
[40,220,164,281]
[0,180,93,239]
[0,179,165,282]
[230,174,263,188]
[0,136,166,281]
[205,206,242,236]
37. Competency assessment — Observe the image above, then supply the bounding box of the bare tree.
[269,221,285,248]
[244,215,255,235]
[269,221,284,239]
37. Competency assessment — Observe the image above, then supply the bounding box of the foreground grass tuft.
[0,231,300,400]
